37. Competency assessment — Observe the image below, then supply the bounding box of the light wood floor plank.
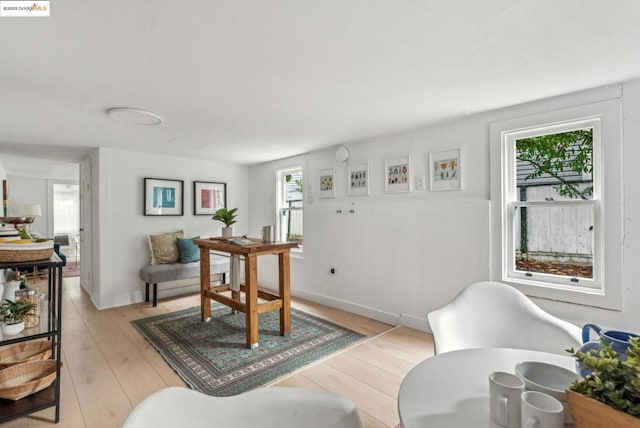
[299,363,400,427]
[4,276,433,427]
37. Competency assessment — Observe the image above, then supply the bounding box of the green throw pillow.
[176,236,200,264]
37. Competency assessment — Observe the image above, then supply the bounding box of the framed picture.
[193,181,226,215]
[318,168,336,199]
[348,161,370,196]
[384,155,411,193]
[429,149,462,191]
[143,178,184,216]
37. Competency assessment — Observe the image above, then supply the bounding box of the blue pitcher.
[578,324,640,376]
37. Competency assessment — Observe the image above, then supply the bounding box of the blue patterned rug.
[131,304,366,396]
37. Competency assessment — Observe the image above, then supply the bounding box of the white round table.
[398,348,575,428]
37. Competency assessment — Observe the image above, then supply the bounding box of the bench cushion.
[139,254,229,284]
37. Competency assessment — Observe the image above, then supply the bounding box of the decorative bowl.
[515,361,581,424]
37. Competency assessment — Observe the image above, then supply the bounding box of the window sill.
[504,276,621,311]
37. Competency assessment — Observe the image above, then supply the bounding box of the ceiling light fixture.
[107,107,163,125]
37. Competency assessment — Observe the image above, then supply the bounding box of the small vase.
[2,321,25,336]
[2,281,21,304]
[222,227,233,237]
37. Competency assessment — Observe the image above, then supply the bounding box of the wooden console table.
[194,238,298,349]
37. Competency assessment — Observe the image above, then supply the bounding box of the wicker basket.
[0,360,58,400]
[0,241,54,263]
[0,341,52,369]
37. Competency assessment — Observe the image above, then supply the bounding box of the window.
[490,96,622,310]
[504,120,601,289]
[277,167,303,251]
[53,183,80,236]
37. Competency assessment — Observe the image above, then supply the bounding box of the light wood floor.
[1,276,434,427]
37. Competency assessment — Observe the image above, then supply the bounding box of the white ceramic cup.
[489,371,525,428]
[520,390,564,428]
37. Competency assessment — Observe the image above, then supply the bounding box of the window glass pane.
[284,171,303,202]
[53,183,80,235]
[278,167,303,248]
[280,204,303,245]
[514,205,594,280]
[515,129,593,201]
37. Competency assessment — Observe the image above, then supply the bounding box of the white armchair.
[427,281,581,355]
[123,387,364,428]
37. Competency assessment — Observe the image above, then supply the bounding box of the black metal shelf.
[0,254,63,424]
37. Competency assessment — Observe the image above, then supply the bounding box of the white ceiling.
[1,0,640,178]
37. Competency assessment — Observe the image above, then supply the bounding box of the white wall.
[92,148,249,309]
[249,81,640,333]
[3,176,50,237]
[249,120,493,329]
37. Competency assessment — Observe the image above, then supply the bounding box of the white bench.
[139,254,230,307]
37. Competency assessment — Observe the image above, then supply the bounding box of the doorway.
[51,183,80,275]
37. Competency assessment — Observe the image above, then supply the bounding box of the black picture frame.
[193,181,227,215]
[143,178,184,216]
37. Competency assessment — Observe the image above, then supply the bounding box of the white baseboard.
[400,313,431,333]
[291,288,402,326]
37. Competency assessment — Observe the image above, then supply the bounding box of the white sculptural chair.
[123,386,364,428]
[427,281,581,355]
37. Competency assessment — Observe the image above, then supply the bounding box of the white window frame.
[276,166,303,255]
[490,98,622,310]
[503,118,602,289]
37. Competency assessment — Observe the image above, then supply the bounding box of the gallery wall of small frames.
[317,148,462,199]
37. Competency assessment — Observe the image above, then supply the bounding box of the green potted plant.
[212,208,238,237]
[566,337,640,427]
[0,299,36,335]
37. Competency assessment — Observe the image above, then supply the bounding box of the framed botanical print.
[384,155,411,193]
[144,178,184,216]
[429,149,462,191]
[319,168,336,199]
[348,161,370,196]
[193,181,226,215]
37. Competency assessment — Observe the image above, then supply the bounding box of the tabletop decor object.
[0,341,52,369]
[0,360,58,400]
[212,207,238,237]
[567,337,640,427]
[0,299,36,335]
[0,239,53,263]
[579,324,639,373]
[520,390,564,428]
[515,360,579,423]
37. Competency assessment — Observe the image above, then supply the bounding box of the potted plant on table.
[0,299,36,335]
[566,337,640,427]
[212,208,238,237]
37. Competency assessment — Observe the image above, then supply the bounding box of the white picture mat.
[194,181,226,215]
[429,149,462,191]
[144,178,183,216]
[319,168,336,198]
[348,161,370,196]
[384,155,411,193]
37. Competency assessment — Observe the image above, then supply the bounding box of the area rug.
[62,261,80,278]
[131,304,366,396]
